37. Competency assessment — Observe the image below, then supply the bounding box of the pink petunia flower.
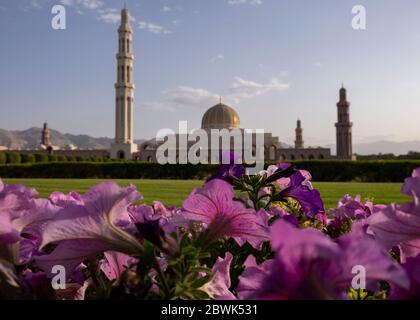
[181,179,270,249]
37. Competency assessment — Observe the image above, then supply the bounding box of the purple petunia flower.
[237,220,408,300]
[367,168,420,262]
[328,195,386,232]
[100,251,138,281]
[36,182,144,277]
[181,179,270,249]
[389,254,420,299]
[268,207,299,227]
[200,252,236,299]
[266,163,325,219]
[206,151,245,184]
[129,204,179,255]
[0,179,60,264]
[330,194,385,221]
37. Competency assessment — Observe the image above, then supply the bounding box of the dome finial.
[219,96,222,104]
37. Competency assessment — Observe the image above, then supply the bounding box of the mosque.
[109,8,352,162]
[27,7,353,162]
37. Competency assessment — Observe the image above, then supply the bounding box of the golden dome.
[201,103,240,130]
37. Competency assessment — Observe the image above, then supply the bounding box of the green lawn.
[3,179,411,210]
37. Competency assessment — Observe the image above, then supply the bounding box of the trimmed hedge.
[0,152,5,165]
[6,152,21,164]
[0,162,219,180]
[34,154,48,163]
[288,160,420,182]
[0,160,420,182]
[0,152,111,164]
[47,155,58,162]
[21,153,36,164]
[56,155,67,162]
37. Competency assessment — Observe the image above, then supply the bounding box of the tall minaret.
[41,122,51,147]
[335,85,353,159]
[110,7,138,160]
[294,118,304,149]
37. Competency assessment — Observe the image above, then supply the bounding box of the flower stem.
[154,256,171,299]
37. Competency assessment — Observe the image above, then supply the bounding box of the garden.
[1,160,420,300]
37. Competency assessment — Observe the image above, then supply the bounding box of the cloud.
[142,87,220,112]
[211,53,225,63]
[142,75,289,112]
[228,77,289,102]
[163,6,172,12]
[30,0,44,8]
[60,0,103,9]
[61,0,103,9]
[25,0,104,11]
[164,86,220,108]
[227,0,263,5]
[138,21,171,34]
[61,0,121,19]
[97,8,120,23]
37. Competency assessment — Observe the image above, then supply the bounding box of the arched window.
[117,150,125,160]
[127,66,130,82]
[318,154,325,160]
[291,155,296,160]
[126,39,130,53]
[300,154,305,160]
[147,156,153,163]
[309,155,315,160]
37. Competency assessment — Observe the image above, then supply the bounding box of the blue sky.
[1,0,420,147]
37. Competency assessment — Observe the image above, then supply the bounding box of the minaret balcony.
[115,83,135,89]
[335,122,353,128]
[116,53,134,60]
[118,27,133,34]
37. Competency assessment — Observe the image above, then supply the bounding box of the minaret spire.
[110,7,138,160]
[294,118,304,149]
[41,121,51,147]
[335,84,353,160]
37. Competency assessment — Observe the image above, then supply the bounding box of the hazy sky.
[1,0,420,147]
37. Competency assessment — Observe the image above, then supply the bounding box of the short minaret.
[41,122,51,147]
[335,85,353,159]
[110,7,138,160]
[294,118,304,149]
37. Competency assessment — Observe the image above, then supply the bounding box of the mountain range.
[0,127,144,150]
[1,127,420,155]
